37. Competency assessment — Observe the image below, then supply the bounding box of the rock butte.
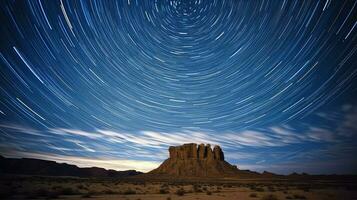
[149,143,258,178]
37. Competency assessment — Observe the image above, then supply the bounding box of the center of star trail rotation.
[0,0,356,174]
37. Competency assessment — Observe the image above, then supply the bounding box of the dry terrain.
[1,175,356,200]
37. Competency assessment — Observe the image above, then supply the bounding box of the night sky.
[0,0,356,174]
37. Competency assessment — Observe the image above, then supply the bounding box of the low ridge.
[0,155,142,178]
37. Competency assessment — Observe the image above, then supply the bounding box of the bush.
[268,186,276,192]
[251,186,265,192]
[77,184,86,190]
[298,186,310,192]
[159,188,169,194]
[206,191,212,195]
[25,188,59,199]
[166,197,172,200]
[81,192,92,198]
[59,187,77,195]
[46,191,59,199]
[104,189,116,194]
[175,188,185,196]
[293,194,306,199]
[250,193,258,198]
[261,194,279,200]
[123,189,136,195]
[193,184,202,193]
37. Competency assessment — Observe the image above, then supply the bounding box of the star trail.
[0,0,356,174]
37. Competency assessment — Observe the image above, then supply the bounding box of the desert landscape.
[1,144,356,200]
[1,1,357,200]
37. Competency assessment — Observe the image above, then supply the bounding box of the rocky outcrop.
[168,143,223,161]
[149,143,256,178]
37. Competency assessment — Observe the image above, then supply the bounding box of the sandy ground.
[57,189,357,200]
[1,176,356,200]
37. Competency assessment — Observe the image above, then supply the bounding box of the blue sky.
[0,0,356,174]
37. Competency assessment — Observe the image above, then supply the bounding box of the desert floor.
[1,176,356,200]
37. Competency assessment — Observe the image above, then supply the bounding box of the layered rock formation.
[149,143,251,177]
[168,143,224,161]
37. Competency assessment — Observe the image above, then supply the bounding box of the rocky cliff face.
[168,143,224,161]
[149,143,250,177]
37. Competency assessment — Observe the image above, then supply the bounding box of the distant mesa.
[148,143,259,178]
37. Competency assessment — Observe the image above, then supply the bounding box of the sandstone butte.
[148,143,259,178]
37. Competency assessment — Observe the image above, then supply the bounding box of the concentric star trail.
[0,0,356,174]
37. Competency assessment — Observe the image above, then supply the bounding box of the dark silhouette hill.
[0,155,142,178]
[148,143,260,178]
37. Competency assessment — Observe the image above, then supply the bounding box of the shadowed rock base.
[149,143,256,178]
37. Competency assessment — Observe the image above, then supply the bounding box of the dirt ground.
[1,176,356,200]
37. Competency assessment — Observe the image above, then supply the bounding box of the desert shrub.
[175,188,185,196]
[250,185,263,192]
[250,193,258,198]
[159,188,169,194]
[261,194,278,200]
[293,194,307,199]
[123,189,136,195]
[59,187,77,195]
[46,191,60,199]
[285,196,293,199]
[268,186,276,192]
[35,188,50,196]
[77,184,87,190]
[206,191,212,195]
[297,186,310,192]
[166,197,172,200]
[193,184,202,193]
[251,186,265,192]
[81,192,92,198]
[202,186,207,191]
[104,189,116,194]
[26,188,59,199]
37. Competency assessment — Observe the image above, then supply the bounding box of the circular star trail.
[0,0,356,134]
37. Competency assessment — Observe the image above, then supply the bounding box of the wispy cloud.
[1,105,356,174]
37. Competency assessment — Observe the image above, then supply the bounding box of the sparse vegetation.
[123,188,136,195]
[160,188,169,194]
[261,194,279,200]
[59,187,78,195]
[175,188,185,196]
[292,194,307,199]
[193,184,203,193]
[267,186,276,192]
[81,192,92,198]
[250,193,258,198]
[1,175,355,200]
[251,185,265,192]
